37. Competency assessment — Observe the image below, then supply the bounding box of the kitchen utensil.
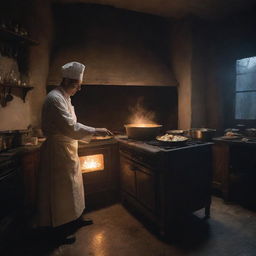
[220,135,242,140]
[0,131,14,150]
[244,128,256,137]
[236,124,246,132]
[12,129,28,146]
[124,124,162,140]
[187,128,216,141]
[156,134,188,146]
[166,129,185,135]
[224,128,240,133]
[5,88,13,102]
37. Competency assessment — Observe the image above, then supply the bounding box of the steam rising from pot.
[128,97,156,125]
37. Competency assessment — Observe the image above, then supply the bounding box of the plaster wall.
[191,27,208,128]
[0,57,31,130]
[169,20,192,130]
[204,10,256,130]
[0,0,53,131]
[169,12,256,132]
[48,4,177,86]
[28,0,54,127]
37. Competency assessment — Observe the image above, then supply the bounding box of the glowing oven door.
[79,146,112,196]
[80,154,104,173]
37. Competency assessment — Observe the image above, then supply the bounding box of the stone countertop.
[115,136,162,154]
[213,137,256,147]
[0,138,119,158]
[0,144,41,158]
[116,135,213,154]
[78,138,118,149]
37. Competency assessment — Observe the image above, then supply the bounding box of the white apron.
[37,88,95,227]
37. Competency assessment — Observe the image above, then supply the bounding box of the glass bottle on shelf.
[20,74,29,86]
[0,69,3,84]
[14,23,19,34]
[4,69,18,85]
[1,18,6,29]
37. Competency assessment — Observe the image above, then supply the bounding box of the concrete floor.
[1,196,256,256]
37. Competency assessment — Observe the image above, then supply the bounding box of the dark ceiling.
[54,0,256,19]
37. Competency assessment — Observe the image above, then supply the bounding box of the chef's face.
[64,79,82,96]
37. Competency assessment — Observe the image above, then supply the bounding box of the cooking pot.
[124,124,162,140]
[0,131,14,151]
[12,130,29,146]
[187,128,216,141]
[244,128,256,137]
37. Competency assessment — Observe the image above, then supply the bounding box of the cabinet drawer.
[20,151,40,211]
[120,156,136,197]
[120,149,158,171]
[120,153,156,212]
[136,170,155,211]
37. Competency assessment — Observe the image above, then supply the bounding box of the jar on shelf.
[14,23,19,34]
[20,74,29,86]
[0,69,4,84]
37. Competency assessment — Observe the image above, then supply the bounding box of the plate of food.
[220,135,241,140]
[220,131,242,140]
[156,133,189,145]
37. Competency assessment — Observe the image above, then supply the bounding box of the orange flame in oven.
[80,154,104,173]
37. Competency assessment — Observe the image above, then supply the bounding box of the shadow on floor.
[123,203,211,251]
[0,217,81,256]
[1,228,55,256]
[165,213,211,250]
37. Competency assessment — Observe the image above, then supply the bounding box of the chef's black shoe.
[78,218,93,227]
[51,234,76,245]
[62,234,76,244]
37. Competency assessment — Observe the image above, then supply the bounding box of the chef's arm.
[50,97,96,140]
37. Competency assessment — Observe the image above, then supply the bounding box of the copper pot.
[187,128,216,141]
[124,124,162,140]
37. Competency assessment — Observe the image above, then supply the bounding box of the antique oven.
[78,138,119,209]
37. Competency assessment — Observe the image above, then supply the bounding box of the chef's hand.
[95,128,113,136]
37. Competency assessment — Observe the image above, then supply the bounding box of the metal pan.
[156,134,189,146]
[187,128,216,141]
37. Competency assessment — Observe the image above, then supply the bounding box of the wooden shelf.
[0,83,34,106]
[0,84,33,89]
[0,27,39,46]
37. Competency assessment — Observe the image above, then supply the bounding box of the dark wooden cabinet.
[20,150,40,214]
[119,141,213,236]
[120,155,136,197]
[212,142,230,199]
[120,153,156,212]
[136,168,155,212]
[212,140,256,203]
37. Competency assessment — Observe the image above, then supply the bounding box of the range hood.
[47,4,178,87]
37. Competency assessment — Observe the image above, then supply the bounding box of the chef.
[37,61,110,243]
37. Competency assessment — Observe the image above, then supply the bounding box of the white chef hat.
[61,62,85,81]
